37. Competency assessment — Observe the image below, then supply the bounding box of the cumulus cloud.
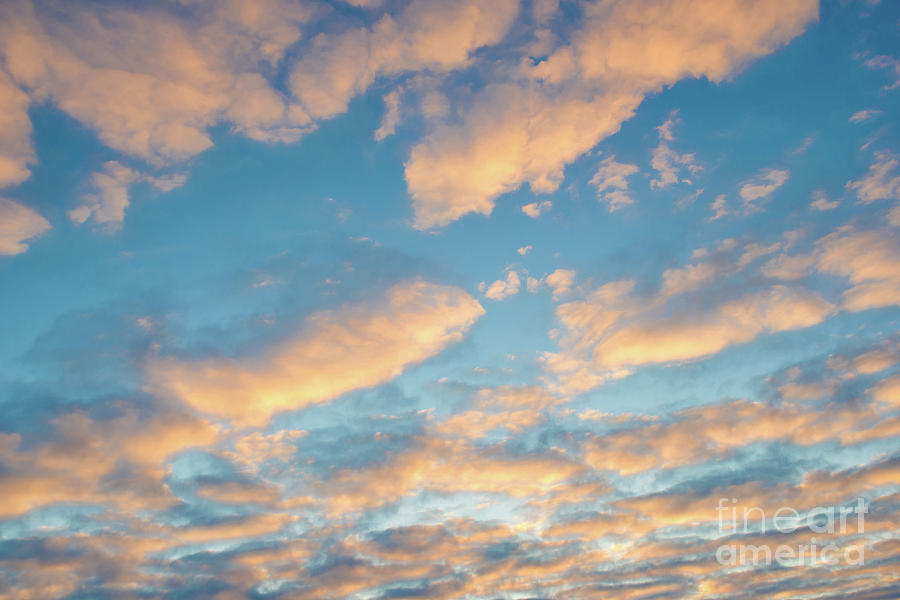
[0,0,817,232]
[0,0,318,166]
[68,161,186,229]
[545,268,576,299]
[405,0,817,227]
[149,280,484,425]
[590,155,639,211]
[481,269,521,301]
[0,197,50,255]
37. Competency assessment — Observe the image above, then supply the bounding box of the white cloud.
[738,168,790,203]
[0,197,50,255]
[517,245,532,256]
[847,152,900,204]
[521,200,552,218]
[590,155,639,211]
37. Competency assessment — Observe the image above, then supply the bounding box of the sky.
[1,0,900,598]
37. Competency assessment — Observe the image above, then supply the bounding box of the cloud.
[864,54,900,90]
[538,228,900,394]
[709,193,729,220]
[322,431,582,515]
[738,167,789,203]
[847,151,900,204]
[0,67,34,188]
[404,0,817,227]
[649,113,700,189]
[149,280,484,425]
[816,227,900,312]
[0,408,217,517]
[406,84,643,228]
[760,223,900,312]
[545,268,576,299]
[543,260,833,393]
[593,286,831,368]
[0,197,50,255]
[374,87,402,141]
[849,109,881,123]
[761,251,815,280]
[288,0,519,121]
[481,269,521,301]
[0,0,520,201]
[810,189,839,211]
[581,392,890,475]
[522,200,553,218]
[891,205,900,227]
[517,245,532,256]
[590,155,639,211]
[68,161,185,229]
[0,0,318,166]
[870,374,900,409]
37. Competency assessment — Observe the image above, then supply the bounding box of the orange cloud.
[405,0,817,227]
[0,409,218,517]
[0,0,315,165]
[544,279,833,393]
[0,67,33,187]
[289,0,519,120]
[148,280,484,425]
[0,197,50,255]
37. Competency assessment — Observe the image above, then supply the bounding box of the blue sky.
[1,0,900,598]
